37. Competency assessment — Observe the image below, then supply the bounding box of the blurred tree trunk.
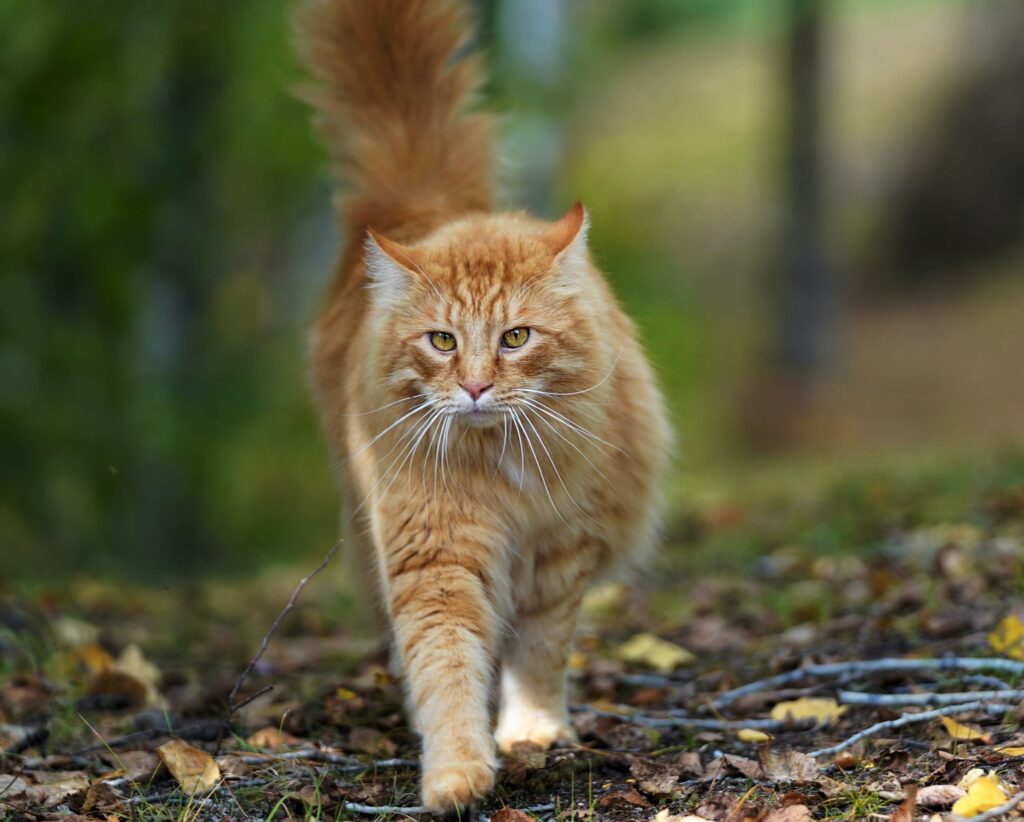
[742,0,839,451]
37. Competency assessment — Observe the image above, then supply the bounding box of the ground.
[3,446,1024,821]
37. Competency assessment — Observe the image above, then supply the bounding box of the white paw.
[494,709,577,752]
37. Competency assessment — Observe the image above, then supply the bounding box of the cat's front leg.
[495,547,593,752]
[383,528,503,814]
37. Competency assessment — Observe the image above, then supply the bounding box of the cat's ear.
[546,200,590,269]
[364,228,422,305]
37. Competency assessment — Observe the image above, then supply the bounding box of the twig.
[577,704,798,731]
[342,801,427,816]
[713,658,1024,708]
[955,789,1024,821]
[808,701,1013,758]
[235,749,418,771]
[839,689,1024,707]
[213,541,340,755]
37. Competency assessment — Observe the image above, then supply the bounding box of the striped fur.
[296,0,671,812]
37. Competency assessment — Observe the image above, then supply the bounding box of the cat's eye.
[501,327,530,349]
[429,331,456,352]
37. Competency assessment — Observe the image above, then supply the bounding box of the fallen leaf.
[596,788,651,811]
[81,781,123,814]
[889,783,916,822]
[723,753,764,779]
[156,739,221,794]
[994,745,1024,757]
[758,748,819,783]
[492,810,534,822]
[958,768,986,790]
[989,614,1024,661]
[114,643,166,709]
[940,715,993,744]
[0,774,28,799]
[769,697,845,726]
[617,633,695,672]
[951,774,1007,816]
[916,784,966,808]
[347,726,397,756]
[652,811,713,822]
[630,757,679,795]
[23,773,91,808]
[246,727,302,748]
[763,806,813,822]
[737,728,771,743]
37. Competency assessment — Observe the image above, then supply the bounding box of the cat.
[295,0,671,812]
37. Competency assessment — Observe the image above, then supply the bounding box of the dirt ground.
[3,448,1024,821]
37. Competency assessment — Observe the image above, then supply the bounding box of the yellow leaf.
[113,644,167,709]
[568,651,588,672]
[617,633,695,672]
[156,739,221,795]
[989,614,1024,661]
[995,746,1024,757]
[737,728,771,743]
[951,775,1007,816]
[940,716,993,744]
[769,697,845,726]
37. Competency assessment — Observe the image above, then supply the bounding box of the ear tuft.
[364,228,417,303]
[546,201,589,261]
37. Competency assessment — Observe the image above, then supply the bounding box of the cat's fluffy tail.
[295,0,494,241]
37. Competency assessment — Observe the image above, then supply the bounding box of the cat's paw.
[421,755,496,814]
[494,711,577,752]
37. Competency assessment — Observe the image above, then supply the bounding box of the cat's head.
[363,203,609,427]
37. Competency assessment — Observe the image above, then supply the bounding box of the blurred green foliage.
[0,0,1013,583]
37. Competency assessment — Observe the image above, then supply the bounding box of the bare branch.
[808,700,1013,758]
[839,689,1024,707]
[713,658,1024,709]
[213,541,341,755]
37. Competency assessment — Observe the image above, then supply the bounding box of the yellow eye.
[429,331,456,352]
[501,327,530,349]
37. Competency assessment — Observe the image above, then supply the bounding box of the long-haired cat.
[296,0,671,812]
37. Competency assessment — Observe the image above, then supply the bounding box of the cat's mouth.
[458,407,503,428]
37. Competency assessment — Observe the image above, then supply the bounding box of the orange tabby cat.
[296,0,671,812]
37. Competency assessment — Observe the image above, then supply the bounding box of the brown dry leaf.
[596,788,652,811]
[0,774,29,799]
[347,726,397,756]
[630,757,680,795]
[246,726,302,748]
[763,806,813,822]
[940,715,993,744]
[492,809,535,822]
[723,753,764,780]
[888,783,916,822]
[24,773,91,808]
[951,774,1007,816]
[104,749,160,782]
[916,784,966,808]
[676,751,704,778]
[758,748,819,783]
[81,781,123,815]
[769,697,845,726]
[156,739,221,795]
[617,633,696,672]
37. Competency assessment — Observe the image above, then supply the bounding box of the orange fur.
[295,0,671,813]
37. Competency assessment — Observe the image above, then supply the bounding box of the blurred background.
[3,0,1023,582]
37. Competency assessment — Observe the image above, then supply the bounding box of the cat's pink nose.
[461,381,493,402]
